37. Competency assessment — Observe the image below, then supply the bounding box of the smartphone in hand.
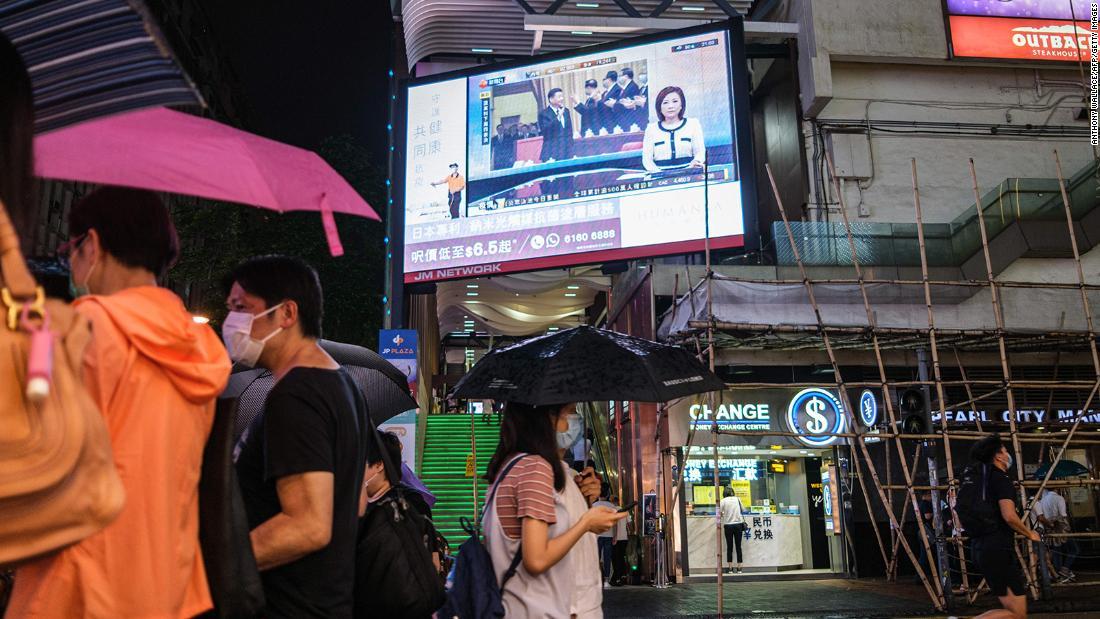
[617,501,638,513]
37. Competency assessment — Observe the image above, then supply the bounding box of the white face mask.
[221,303,285,368]
[363,468,388,503]
[556,413,583,450]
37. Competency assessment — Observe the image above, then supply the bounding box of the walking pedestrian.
[719,486,746,573]
[916,490,937,582]
[355,431,444,618]
[967,435,1040,619]
[1032,487,1077,582]
[559,411,605,618]
[592,484,617,588]
[228,255,369,619]
[483,402,626,618]
[9,187,231,618]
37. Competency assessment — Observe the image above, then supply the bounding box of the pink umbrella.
[34,107,380,256]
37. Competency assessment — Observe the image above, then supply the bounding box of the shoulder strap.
[483,453,530,591]
[501,544,524,590]
[480,453,529,528]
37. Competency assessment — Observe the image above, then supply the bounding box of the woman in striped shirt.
[484,402,626,618]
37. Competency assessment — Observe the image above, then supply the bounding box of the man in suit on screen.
[537,87,574,163]
[600,70,623,132]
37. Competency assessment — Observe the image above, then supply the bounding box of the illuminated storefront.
[666,387,857,578]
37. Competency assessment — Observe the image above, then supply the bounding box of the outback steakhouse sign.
[949,16,1094,62]
[945,1,1096,63]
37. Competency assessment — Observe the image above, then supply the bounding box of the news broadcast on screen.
[402,23,750,283]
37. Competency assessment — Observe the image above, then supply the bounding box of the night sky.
[197,0,395,163]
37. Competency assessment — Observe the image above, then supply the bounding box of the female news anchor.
[641,85,706,172]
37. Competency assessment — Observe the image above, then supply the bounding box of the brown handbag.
[0,198,124,567]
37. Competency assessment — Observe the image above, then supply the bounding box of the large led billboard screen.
[945,0,1094,63]
[401,22,754,283]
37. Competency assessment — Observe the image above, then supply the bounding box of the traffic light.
[899,388,932,434]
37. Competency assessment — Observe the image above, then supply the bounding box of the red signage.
[949,16,1094,62]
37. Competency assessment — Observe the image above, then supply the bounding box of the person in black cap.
[600,70,623,132]
[572,78,602,137]
[431,163,465,219]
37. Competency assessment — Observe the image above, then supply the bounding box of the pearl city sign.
[945,0,1095,62]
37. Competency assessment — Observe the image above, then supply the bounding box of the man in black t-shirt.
[968,435,1040,619]
[225,256,368,619]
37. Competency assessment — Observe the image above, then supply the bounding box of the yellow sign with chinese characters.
[731,480,752,505]
[465,453,476,477]
[693,485,716,505]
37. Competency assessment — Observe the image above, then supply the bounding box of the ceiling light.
[548,327,559,331]
[576,2,599,7]
[681,5,706,11]
[467,284,479,289]
[799,450,808,454]
[566,285,581,290]
[471,48,494,53]
[571,30,594,35]
[564,292,577,297]
[466,292,479,297]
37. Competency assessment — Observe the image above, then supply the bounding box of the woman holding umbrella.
[457,326,725,616]
[482,402,625,619]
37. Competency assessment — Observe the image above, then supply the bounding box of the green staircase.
[420,415,501,549]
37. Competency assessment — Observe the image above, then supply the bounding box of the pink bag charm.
[20,302,53,402]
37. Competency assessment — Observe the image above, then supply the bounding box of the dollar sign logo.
[805,397,828,434]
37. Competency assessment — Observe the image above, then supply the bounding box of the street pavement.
[601,578,1100,618]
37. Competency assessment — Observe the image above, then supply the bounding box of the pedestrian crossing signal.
[899,388,931,435]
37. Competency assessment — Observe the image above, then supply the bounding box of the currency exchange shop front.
[667,387,865,578]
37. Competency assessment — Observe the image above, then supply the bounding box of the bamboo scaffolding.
[951,350,985,433]
[703,164,724,618]
[766,162,945,610]
[716,380,1098,389]
[902,160,945,602]
[886,444,924,579]
[699,274,1100,292]
[915,158,964,605]
[708,426,1100,443]
[684,321,1097,346]
[1023,150,1100,513]
[659,153,1100,612]
[881,480,1100,490]
[822,152,894,581]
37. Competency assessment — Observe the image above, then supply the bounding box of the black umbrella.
[453,325,724,405]
[1,0,203,134]
[223,339,417,442]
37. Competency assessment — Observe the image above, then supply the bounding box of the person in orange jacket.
[8,187,231,618]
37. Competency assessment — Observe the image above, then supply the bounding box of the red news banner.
[950,15,1095,62]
